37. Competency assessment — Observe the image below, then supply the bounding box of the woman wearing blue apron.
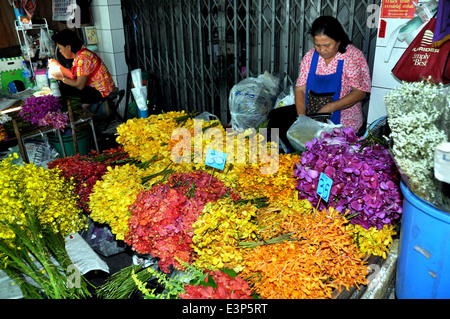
[268,16,371,152]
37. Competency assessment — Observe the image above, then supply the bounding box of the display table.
[1,99,99,162]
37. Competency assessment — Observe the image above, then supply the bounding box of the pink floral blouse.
[73,47,116,98]
[295,44,372,131]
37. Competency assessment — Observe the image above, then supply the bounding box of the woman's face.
[57,43,75,59]
[313,34,340,62]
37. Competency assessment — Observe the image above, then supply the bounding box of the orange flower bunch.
[241,207,369,299]
[0,125,7,142]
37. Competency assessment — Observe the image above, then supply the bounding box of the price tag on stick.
[313,172,333,219]
[317,172,333,202]
[205,149,227,170]
[205,149,227,185]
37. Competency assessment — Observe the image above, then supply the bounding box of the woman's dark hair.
[309,16,351,53]
[51,29,84,53]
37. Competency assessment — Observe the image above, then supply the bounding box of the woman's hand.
[318,103,334,113]
[52,73,64,81]
[319,88,366,113]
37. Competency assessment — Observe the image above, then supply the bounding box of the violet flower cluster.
[19,95,69,131]
[294,127,402,230]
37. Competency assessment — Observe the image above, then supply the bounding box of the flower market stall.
[0,104,404,300]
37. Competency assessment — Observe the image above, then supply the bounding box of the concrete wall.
[90,0,127,115]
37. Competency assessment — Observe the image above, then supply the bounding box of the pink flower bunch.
[126,171,240,273]
[38,111,69,131]
[179,270,253,299]
[19,95,68,130]
[294,127,402,230]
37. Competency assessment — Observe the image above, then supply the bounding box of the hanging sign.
[52,0,76,21]
[380,0,418,19]
[317,172,333,202]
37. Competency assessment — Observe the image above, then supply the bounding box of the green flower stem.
[97,264,148,299]
[238,232,295,248]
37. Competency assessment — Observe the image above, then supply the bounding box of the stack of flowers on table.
[125,170,240,273]
[81,111,400,299]
[48,147,130,212]
[0,154,89,299]
[19,95,69,131]
[294,127,402,232]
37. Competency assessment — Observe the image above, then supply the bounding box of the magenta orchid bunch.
[294,127,402,230]
[19,95,69,131]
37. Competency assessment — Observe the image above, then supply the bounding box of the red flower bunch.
[126,171,240,273]
[179,270,253,299]
[48,147,129,212]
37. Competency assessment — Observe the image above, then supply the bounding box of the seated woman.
[268,16,371,151]
[50,29,116,108]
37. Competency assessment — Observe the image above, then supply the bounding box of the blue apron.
[305,50,344,124]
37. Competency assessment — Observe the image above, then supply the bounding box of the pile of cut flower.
[79,111,401,299]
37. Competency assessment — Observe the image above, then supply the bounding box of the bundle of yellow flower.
[88,163,147,241]
[116,111,194,162]
[241,207,369,299]
[348,223,397,259]
[0,154,86,240]
[191,198,259,273]
[0,154,91,299]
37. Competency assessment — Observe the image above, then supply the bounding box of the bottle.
[22,61,33,89]
[50,79,61,97]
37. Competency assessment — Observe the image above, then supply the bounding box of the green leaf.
[200,273,217,288]
[220,268,238,279]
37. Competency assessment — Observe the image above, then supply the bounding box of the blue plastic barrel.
[396,182,450,299]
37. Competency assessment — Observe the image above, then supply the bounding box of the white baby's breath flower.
[384,80,449,203]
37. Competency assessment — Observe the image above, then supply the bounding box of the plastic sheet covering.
[287,115,341,152]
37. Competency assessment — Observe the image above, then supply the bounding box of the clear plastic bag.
[195,111,220,122]
[287,115,341,152]
[39,28,55,59]
[274,85,295,109]
[229,71,280,131]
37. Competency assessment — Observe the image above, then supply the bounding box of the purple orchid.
[294,127,403,230]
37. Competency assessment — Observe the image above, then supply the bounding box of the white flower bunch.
[0,114,12,125]
[384,80,449,202]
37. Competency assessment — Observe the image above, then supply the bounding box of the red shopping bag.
[392,18,450,84]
